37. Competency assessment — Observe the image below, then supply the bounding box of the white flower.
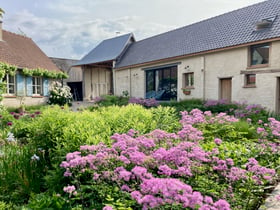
[6,132,16,142]
[31,154,40,161]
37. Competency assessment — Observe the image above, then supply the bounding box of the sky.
[1,0,265,60]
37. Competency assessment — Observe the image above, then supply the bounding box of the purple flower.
[214,138,222,145]
[63,185,76,194]
[214,199,231,210]
[7,121,13,126]
[103,205,113,210]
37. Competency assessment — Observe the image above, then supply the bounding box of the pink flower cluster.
[180,109,238,127]
[60,109,278,209]
[131,178,230,210]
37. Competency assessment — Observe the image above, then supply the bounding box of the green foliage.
[0,144,47,204]
[24,193,68,210]
[22,68,68,79]
[0,201,13,210]
[91,95,129,108]
[161,99,204,114]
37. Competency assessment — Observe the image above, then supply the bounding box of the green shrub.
[0,201,13,210]
[23,192,67,210]
[91,95,129,108]
[0,144,47,204]
[161,99,204,114]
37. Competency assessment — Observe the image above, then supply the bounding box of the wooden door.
[220,78,232,102]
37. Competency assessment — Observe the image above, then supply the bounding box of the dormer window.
[255,16,276,30]
[250,43,270,66]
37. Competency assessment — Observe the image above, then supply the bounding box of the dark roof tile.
[75,33,135,66]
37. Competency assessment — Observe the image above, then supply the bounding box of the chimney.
[0,20,2,41]
[0,8,4,41]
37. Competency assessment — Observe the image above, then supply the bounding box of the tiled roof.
[0,30,60,71]
[50,57,79,73]
[116,0,280,69]
[74,33,135,66]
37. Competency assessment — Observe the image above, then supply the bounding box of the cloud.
[2,0,264,59]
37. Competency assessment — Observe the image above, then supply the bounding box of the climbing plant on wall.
[0,62,17,101]
[0,62,68,101]
[22,68,68,79]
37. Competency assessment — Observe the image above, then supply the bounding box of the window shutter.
[26,77,33,96]
[16,73,25,96]
[43,78,49,96]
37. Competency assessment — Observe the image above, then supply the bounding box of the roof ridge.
[102,32,133,42]
[3,29,32,40]
[135,0,268,44]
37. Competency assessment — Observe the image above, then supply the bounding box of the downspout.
[129,68,132,97]
[201,56,206,100]
[90,66,93,99]
[112,61,116,95]
[82,66,85,101]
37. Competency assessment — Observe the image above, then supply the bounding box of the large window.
[145,65,177,100]
[250,43,270,66]
[4,74,16,95]
[32,77,42,95]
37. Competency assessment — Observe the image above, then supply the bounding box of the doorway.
[220,78,232,102]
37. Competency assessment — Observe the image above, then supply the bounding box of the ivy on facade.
[0,62,68,101]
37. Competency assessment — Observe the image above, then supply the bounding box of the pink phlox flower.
[114,167,132,181]
[103,205,113,210]
[178,124,204,141]
[213,199,231,210]
[188,191,203,208]
[204,111,212,116]
[214,138,222,145]
[136,136,156,150]
[93,173,100,180]
[127,129,139,137]
[63,168,72,177]
[213,160,228,171]
[80,145,97,152]
[131,190,142,202]
[119,155,131,164]
[131,166,149,180]
[121,184,132,192]
[66,151,81,161]
[63,185,76,194]
[148,129,179,142]
[226,167,247,182]
[158,164,173,176]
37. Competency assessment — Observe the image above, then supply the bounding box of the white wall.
[114,40,280,112]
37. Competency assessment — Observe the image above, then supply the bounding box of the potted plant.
[181,88,191,95]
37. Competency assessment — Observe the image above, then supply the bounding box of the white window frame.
[32,77,43,95]
[4,74,16,95]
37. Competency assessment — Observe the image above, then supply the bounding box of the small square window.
[245,74,256,86]
[250,43,270,66]
[183,72,194,87]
